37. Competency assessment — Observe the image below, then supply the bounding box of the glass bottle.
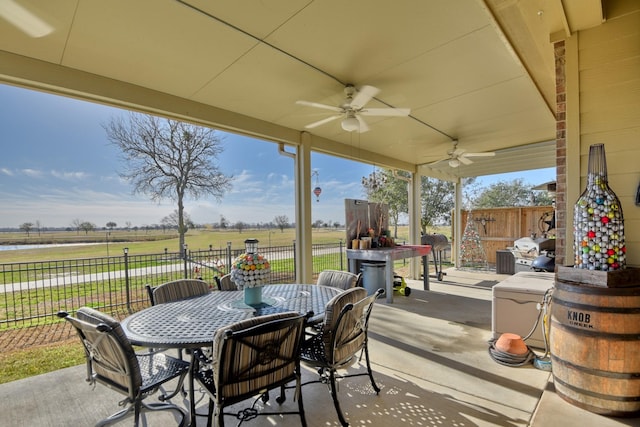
[573,144,625,270]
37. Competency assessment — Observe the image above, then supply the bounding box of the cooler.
[492,271,554,349]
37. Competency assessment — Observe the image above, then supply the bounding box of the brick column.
[554,40,567,266]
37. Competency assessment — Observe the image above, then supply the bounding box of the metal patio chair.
[193,311,310,427]
[299,287,384,427]
[214,273,236,291]
[58,307,189,427]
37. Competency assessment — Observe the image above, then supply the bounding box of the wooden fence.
[454,206,555,264]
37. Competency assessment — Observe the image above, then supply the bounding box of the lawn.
[0,225,441,263]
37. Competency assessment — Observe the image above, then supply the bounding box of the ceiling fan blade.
[350,85,380,109]
[458,156,473,165]
[304,114,342,129]
[355,115,370,133]
[360,107,411,117]
[462,152,496,158]
[296,100,343,112]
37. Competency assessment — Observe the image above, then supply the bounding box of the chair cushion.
[322,287,367,332]
[153,279,210,304]
[317,270,358,290]
[76,307,142,390]
[217,274,236,291]
[212,312,304,401]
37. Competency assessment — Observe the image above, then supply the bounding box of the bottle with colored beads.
[573,144,625,270]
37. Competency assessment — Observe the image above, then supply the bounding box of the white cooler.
[492,272,554,349]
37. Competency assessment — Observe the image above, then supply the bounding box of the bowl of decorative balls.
[230,253,271,290]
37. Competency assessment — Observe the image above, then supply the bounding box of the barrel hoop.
[553,375,640,402]
[555,280,640,296]
[551,318,640,340]
[553,296,640,314]
[551,354,640,380]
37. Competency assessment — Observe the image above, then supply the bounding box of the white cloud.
[50,170,90,180]
[21,168,43,177]
[0,168,14,176]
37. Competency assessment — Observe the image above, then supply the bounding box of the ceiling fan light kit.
[341,115,360,132]
[448,158,461,168]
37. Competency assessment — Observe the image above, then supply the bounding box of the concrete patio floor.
[1,268,638,427]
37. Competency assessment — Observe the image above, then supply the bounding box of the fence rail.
[0,241,347,329]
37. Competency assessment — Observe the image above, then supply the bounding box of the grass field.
[0,225,448,263]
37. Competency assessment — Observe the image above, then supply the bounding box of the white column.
[294,132,313,284]
[409,170,421,279]
[454,177,462,268]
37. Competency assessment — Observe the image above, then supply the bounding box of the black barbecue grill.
[421,234,450,281]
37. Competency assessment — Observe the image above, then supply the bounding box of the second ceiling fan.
[296,84,410,133]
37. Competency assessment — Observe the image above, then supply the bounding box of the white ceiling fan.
[432,140,496,168]
[296,84,410,133]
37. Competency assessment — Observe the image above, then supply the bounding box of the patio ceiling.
[0,0,603,180]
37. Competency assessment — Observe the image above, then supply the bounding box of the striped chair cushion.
[153,279,210,304]
[317,270,359,290]
[213,312,304,401]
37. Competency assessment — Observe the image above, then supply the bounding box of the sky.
[0,83,555,229]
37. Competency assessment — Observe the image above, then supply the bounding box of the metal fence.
[0,241,347,330]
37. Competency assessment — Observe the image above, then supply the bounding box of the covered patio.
[4,0,639,282]
[2,2,640,425]
[2,270,638,426]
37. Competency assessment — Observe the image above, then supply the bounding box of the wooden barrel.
[550,277,640,416]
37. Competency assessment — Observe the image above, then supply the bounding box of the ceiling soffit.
[0,0,577,177]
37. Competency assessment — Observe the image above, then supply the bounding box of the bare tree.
[79,221,96,234]
[273,215,289,232]
[19,222,34,237]
[161,210,193,232]
[104,113,233,254]
[235,221,246,233]
[106,221,117,230]
[71,218,83,235]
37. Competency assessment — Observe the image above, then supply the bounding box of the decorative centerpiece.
[573,144,626,271]
[230,239,271,305]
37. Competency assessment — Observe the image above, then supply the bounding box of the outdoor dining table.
[121,283,342,426]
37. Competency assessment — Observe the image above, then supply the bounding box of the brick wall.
[554,40,566,266]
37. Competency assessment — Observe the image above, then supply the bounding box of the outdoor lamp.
[123,247,128,255]
[244,238,259,254]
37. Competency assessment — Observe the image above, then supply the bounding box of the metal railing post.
[292,240,296,280]
[123,248,131,313]
[339,239,344,271]
[183,244,189,279]
[226,242,232,273]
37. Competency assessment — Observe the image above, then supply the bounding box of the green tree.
[362,169,408,238]
[104,113,233,255]
[106,221,117,230]
[421,176,463,233]
[362,169,477,235]
[474,178,552,208]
